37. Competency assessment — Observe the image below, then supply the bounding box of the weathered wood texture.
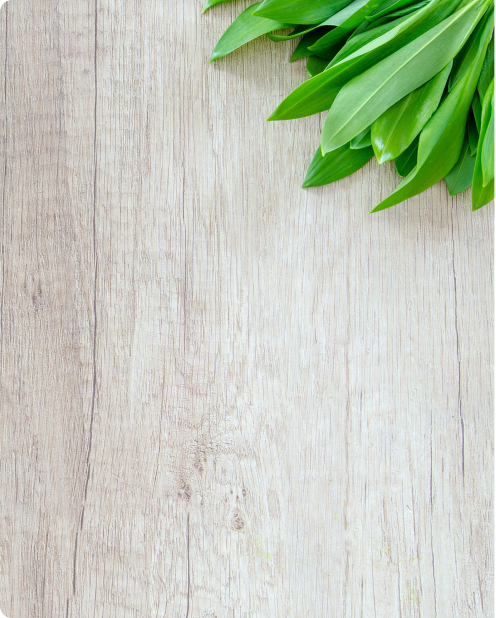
[0,1,493,616]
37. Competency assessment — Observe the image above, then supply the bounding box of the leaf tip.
[369,202,387,213]
[375,153,390,165]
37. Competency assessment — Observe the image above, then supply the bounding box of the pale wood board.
[0,1,493,616]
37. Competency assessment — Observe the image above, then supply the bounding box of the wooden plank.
[0,1,98,617]
[0,1,492,617]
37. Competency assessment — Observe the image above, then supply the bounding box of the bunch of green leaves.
[205,0,494,211]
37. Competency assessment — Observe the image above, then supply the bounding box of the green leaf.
[472,78,494,208]
[444,133,476,195]
[290,28,333,61]
[371,61,452,163]
[309,0,386,52]
[472,170,494,209]
[477,40,494,99]
[449,9,493,91]
[267,24,317,41]
[323,0,375,26]
[253,0,352,24]
[387,0,430,19]
[321,0,490,154]
[202,0,235,13]
[365,0,423,22]
[328,13,411,66]
[480,78,494,186]
[371,6,493,211]
[350,126,372,148]
[394,136,419,176]
[302,142,374,187]
[307,55,333,76]
[269,0,465,120]
[472,53,495,211]
[210,2,291,61]
[467,109,479,154]
[472,89,482,129]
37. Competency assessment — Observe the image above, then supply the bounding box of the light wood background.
[0,1,493,616]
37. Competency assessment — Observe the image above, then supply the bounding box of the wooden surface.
[0,1,493,616]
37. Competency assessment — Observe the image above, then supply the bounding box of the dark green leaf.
[307,55,332,76]
[472,89,482,129]
[444,133,476,195]
[394,136,419,176]
[467,109,479,154]
[290,28,334,61]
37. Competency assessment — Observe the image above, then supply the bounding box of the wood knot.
[178,482,192,501]
[232,511,244,531]
[31,285,44,314]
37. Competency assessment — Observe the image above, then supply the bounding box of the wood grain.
[0,1,492,616]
